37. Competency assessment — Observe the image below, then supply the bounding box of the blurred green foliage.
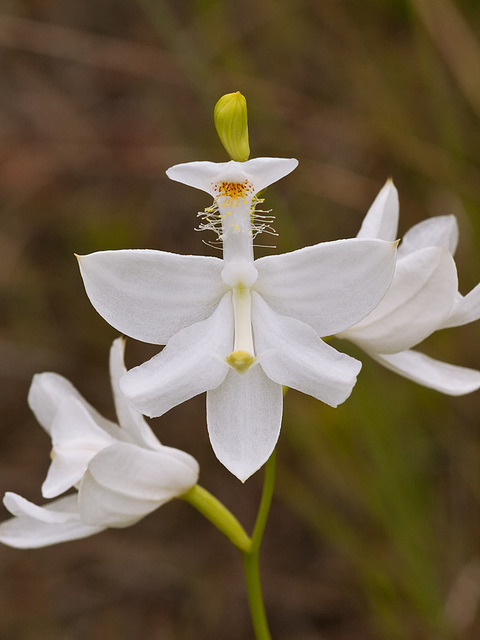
[1,0,480,638]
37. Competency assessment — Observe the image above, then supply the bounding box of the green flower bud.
[214,92,250,162]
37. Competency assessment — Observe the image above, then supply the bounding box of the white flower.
[0,338,199,548]
[78,158,397,481]
[337,180,480,395]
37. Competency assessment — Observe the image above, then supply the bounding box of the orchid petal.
[255,238,397,336]
[4,492,79,523]
[166,157,298,196]
[120,293,232,418]
[79,443,199,527]
[252,293,361,406]
[27,372,116,437]
[371,350,480,395]
[206,366,283,482]
[42,397,119,499]
[441,283,480,329]
[398,215,459,258]
[109,338,162,450]
[357,179,399,241]
[340,247,458,353]
[0,494,104,548]
[78,250,227,345]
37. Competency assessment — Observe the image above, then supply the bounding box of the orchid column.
[166,159,295,375]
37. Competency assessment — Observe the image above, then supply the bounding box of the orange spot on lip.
[212,180,254,200]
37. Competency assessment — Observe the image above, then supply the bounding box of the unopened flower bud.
[214,92,250,162]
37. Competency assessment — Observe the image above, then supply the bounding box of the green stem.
[182,451,276,640]
[243,551,271,640]
[242,451,276,640]
[181,484,251,552]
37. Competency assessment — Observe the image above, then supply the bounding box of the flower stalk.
[183,452,276,640]
[242,451,276,640]
[181,484,251,552]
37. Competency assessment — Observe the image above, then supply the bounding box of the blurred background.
[1,0,480,638]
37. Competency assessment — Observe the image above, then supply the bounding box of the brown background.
[1,1,480,638]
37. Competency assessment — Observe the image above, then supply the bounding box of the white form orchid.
[337,180,480,395]
[0,338,199,548]
[78,158,398,481]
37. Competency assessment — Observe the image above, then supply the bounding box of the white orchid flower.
[78,158,397,481]
[0,338,199,548]
[337,180,480,395]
